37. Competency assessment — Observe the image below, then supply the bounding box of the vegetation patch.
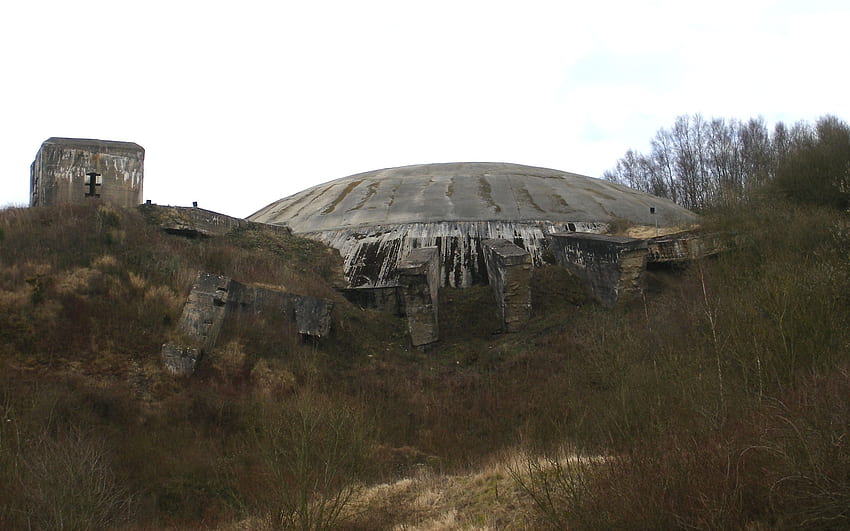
[1,118,848,528]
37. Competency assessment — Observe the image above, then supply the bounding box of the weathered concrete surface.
[228,282,333,338]
[31,138,144,208]
[161,345,202,378]
[139,204,260,238]
[163,272,335,375]
[250,162,697,231]
[483,239,532,332]
[341,286,401,314]
[249,162,697,289]
[307,220,605,289]
[647,232,724,263]
[162,272,231,376]
[397,247,440,347]
[549,233,648,307]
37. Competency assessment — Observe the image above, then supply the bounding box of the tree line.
[603,114,850,211]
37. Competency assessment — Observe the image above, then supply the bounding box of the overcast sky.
[1,0,847,218]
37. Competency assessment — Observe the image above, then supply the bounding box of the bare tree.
[739,117,773,193]
[650,128,679,204]
[605,113,850,210]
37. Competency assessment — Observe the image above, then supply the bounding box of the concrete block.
[161,344,202,377]
[341,286,401,314]
[139,204,263,238]
[397,247,440,347]
[227,282,334,338]
[163,272,336,375]
[647,232,724,263]
[161,272,231,376]
[483,239,532,332]
[549,233,648,307]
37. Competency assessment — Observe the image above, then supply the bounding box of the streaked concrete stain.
[250,163,697,288]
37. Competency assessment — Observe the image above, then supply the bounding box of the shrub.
[510,449,602,530]
[21,428,135,530]
[755,369,850,528]
[250,392,373,530]
[0,392,24,529]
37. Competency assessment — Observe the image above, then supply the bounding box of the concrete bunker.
[248,162,699,336]
[31,137,144,208]
[162,271,334,376]
[249,162,697,293]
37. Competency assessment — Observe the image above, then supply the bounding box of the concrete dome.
[250,162,695,231]
[249,163,697,289]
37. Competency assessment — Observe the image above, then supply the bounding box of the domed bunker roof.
[249,162,696,232]
[249,163,698,290]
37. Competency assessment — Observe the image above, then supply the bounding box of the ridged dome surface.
[249,163,698,290]
[249,162,697,231]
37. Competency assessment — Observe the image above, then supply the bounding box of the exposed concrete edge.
[483,239,532,333]
[163,272,334,376]
[397,247,440,347]
[227,282,334,338]
[548,232,648,307]
[162,272,231,376]
[548,230,728,307]
[140,204,292,238]
[647,231,726,262]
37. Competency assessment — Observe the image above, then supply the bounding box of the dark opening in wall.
[84,172,102,198]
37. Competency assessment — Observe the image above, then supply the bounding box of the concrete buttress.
[397,247,440,347]
[483,239,532,332]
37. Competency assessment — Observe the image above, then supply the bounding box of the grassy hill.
[1,200,848,529]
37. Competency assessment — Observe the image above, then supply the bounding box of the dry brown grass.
[339,451,539,530]
[1,197,848,529]
[263,448,607,530]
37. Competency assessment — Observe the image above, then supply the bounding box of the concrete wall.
[483,239,532,332]
[549,233,648,307]
[162,272,231,376]
[162,272,334,376]
[647,232,724,263]
[309,220,606,289]
[31,138,144,208]
[397,247,440,347]
[228,282,333,338]
[341,286,401,314]
[139,204,259,238]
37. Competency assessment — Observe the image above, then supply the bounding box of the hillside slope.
[1,201,849,529]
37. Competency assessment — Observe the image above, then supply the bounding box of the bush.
[21,428,135,530]
[510,196,850,528]
[755,369,850,528]
[0,392,23,529]
[510,449,602,530]
[250,392,374,530]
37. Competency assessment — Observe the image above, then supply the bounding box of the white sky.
[1,0,848,218]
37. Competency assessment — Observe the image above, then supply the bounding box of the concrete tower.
[30,137,144,208]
